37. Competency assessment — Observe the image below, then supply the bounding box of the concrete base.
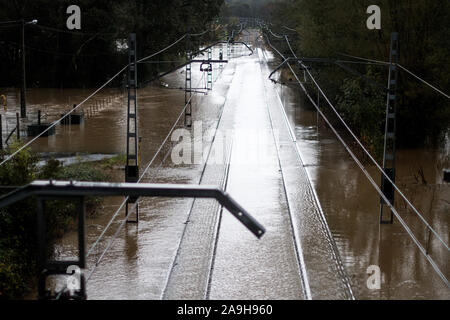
[27,124,56,137]
[60,114,84,125]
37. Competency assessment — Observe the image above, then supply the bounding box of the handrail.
[0,180,266,238]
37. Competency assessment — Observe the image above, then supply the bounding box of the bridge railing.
[0,180,266,300]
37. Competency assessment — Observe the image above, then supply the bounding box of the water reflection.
[278,82,449,299]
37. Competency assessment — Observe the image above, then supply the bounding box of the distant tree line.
[259,0,450,149]
[0,0,224,88]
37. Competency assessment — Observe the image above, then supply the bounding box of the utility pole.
[380,32,399,224]
[20,19,37,119]
[20,20,26,118]
[125,33,139,223]
[207,48,213,90]
[185,35,192,128]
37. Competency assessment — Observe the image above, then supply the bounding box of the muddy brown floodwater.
[276,82,449,300]
[1,32,448,300]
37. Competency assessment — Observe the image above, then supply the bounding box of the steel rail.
[162,71,233,299]
[0,25,230,168]
[282,33,450,253]
[264,32,449,288]
[85,73,206,260]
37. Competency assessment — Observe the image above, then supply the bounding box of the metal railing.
[0,180,266,299]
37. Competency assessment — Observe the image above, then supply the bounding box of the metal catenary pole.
[125,33,140,223]
[380,32,399,224]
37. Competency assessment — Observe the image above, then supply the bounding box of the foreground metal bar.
[0,181,266,299]
[0,181,266,238]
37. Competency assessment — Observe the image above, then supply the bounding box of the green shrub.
[336,75,386,157]
[0,145,108,299]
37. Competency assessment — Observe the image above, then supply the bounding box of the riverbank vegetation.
[235,0,450,151]
[0,143,125,299]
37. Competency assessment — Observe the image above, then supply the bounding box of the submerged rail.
[0,180,265,238]
[262,25,450,289]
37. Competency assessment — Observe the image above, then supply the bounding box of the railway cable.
[0,25,229,168]
[86,36,230,262]
[262,32,355,299]
[282,33,449,251]
[263,25,450,100]
[161,62,231,299]
[86,58,230,284]
[336,53,450,100]
[264,29,450,288]
[85,73,206,261]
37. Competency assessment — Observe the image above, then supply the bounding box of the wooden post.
[16,112,20,140]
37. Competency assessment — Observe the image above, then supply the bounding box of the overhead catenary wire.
[0,25,227,168]
[282,25,297,33]
[32,23,116,36]
[282,31,450,252]
[337,53,450,100]
[162,69,231,299]
[87,32,228,257]
[0,63,128,168]
[263,28,449,288]
[85,72,206,260]
[87,40,230,280]
[397,64,450,100]
[1,39,117,57]
[86,66,224,282]
[0,20,23,25]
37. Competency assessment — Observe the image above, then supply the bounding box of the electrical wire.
[0,20,22,25]
[397,64,450,100]
[338,53,450,99]
[1,39,118,57]
[86,39,230,277]
[33,23,116,36]
[85,70,212,283]
[0,25,226,168]
[283,32,449,252]
[282,25,297,33]
[264,29,449,287]
[0,64,128,168]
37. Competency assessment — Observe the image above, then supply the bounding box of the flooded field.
[2,31,448,300]
[277,83,449,300]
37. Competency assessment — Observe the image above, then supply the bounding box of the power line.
[337,52,450,100]
[282,26,297,33]
[1,39,119,57]
[33,23,116,36]
[0,20,22,25]
[397,64,450,100]
[85,72,209,283]
[87,47,230,281]
[264,29,449,288]
[283,32,450,253]
[162,68,231,299]
[0,64,128,167]
[0,25,226,168]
